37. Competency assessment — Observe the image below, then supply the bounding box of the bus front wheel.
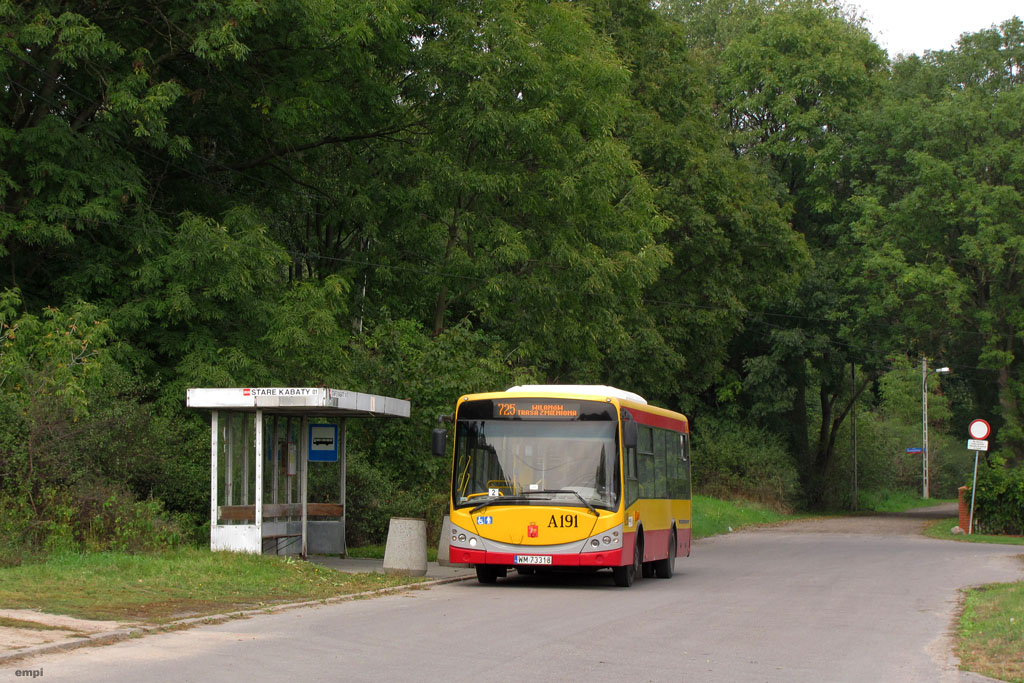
[613,534,642,587]
[476,565,505,584]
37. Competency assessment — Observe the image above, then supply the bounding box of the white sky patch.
[848,0,1021,56]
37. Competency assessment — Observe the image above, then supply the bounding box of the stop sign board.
[969,419,991,440]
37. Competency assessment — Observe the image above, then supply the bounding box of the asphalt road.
[6,505,1023,682]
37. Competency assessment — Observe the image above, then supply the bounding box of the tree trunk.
[997,365,1024,464]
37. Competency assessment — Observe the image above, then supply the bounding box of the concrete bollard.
[383,517,428,576]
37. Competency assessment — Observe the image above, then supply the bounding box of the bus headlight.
[449,523,483,549]
[581,524,623,552]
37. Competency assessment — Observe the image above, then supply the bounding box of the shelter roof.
[186,387,410,418]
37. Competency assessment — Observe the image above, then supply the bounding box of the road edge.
[0,573,473,665]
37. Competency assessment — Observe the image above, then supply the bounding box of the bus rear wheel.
[654,531,676,579]
[613,535,642,587]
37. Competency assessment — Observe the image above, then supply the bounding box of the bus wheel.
[476,566,500,584]
[613,534,642,587]
[655,531,676,579]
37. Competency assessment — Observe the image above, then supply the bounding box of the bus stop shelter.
[186,387,410,558]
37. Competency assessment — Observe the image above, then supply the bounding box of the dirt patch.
[768,515,934,535]
[0,609,132,656]
[759,503,960,536]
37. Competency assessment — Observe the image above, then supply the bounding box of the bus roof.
[505,384,647,405]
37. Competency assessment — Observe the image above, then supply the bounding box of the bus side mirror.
[622,420,637,451]
[432,428,448,457]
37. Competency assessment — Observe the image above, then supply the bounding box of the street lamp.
[921,359,950,499]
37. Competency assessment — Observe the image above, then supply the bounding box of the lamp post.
[921,359,950,499]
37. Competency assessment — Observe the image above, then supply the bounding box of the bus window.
[638,426,654,455]
[636,452,648,498]
[665,431,678,497]
[454,418,620,509]
[637,426,653,499]
[654,429,668,498]
[626,444,639,506]
[681,433,692,499]
[667,432,684,498]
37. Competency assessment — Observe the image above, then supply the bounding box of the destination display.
[456,398,616,422]
[493,400,581,419]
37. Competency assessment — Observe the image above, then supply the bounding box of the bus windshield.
[453,419,620,511]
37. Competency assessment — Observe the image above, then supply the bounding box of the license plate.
[514,555,552,565]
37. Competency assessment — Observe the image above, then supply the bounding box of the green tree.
[681,0,890,504]
[352,0,669,382]
[848,17,1024,461]
[583,0,806,411]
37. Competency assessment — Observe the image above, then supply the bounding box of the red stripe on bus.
[451,548,626,568]
[630,410,687,432]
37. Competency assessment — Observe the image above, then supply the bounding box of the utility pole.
[922,358,928,499]
[851,363,857,511]
[922,359,951,500]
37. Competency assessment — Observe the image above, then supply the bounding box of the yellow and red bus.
[434,385,691,586]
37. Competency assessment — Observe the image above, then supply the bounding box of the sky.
[847,0,1021,56]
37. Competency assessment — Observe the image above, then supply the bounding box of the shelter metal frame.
[187,387,410,557]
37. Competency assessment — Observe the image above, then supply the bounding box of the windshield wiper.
[470,490,600,517]
[470,496,534,514]
[533,489,600,517]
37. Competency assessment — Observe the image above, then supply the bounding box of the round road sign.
[968,419,991,440]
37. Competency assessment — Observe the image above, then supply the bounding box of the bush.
[0,486,184,567]
[690,417,799,509]
[0,295,192,562]
[970,454,1024,535]
[342,451,429,547]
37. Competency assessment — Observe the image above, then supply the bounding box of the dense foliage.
[971,455,1024,535]
[2,0,1022,555]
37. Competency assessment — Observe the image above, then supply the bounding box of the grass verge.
[0,547,425,623]
[857,490,955,513]
[958,580,1024,683]
[692,495,795,539]
[923,518,1024,546]
[922,518,1024,681]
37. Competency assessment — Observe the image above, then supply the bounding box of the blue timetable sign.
[309,424,339,462]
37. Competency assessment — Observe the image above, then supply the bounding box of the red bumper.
[449,548,625,568]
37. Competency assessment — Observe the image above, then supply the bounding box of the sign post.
[967,419,991,535]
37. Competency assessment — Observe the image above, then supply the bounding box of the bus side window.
[638,427,654,499]
[638,426,653,455]
[666,431,680,498]
[626,447,639,506]
[654,429,668,498]
[681,433,692,500]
